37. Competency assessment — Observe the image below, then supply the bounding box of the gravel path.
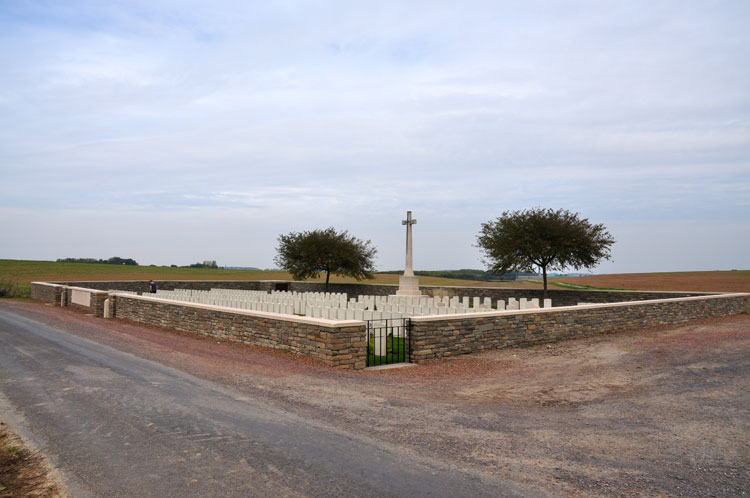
[2,300,748,497]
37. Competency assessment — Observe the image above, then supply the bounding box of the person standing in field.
[148,280,157,293]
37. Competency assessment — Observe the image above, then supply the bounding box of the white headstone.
[374,333,386,356]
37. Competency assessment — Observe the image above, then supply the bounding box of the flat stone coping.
[67,285,110,294]
[31,281,65,288]
[31,282,109,294]
[109,292,366,328]
[411,292,750,322]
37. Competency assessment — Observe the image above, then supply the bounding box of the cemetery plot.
[131,288,555,321]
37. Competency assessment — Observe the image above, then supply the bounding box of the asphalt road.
[0,307,520,497]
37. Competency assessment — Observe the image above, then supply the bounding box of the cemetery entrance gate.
[366,318,411,367]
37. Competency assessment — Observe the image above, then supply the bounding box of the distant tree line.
[57,257,138,265]
[55,257,225,269]
[377,269,533,281]
[187,260,219,269]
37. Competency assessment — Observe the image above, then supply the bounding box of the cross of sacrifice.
[402,211,417,277]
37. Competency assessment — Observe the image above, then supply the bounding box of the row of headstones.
[153,289,350,310]
[153,288,348,305]
[196,289,549,313]
[149,289,466,313]
[209,289,349,302]
[120,287,587,313]
[168,290,497,315]
[310,297,546,320]
[131,288,553,319]
[154,288,348,301]
[155,289,529,313]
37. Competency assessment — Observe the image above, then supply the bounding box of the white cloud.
[0,1,748,272]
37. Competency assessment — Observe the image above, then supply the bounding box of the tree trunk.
[542,265,548,302]
[325,270,330,293]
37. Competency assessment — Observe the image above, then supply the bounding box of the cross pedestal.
[396,275,421,296]
[396,211,422,296]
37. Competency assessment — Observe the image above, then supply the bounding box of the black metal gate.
[366,318,411,367]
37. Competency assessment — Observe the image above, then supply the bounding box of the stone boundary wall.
[31,282,63,304]
[409,293,750,362]
[31,282,110,314]
[48,280,710,306]
[111,294,367,369]
[31,282,366,369]
[29,281,748,370]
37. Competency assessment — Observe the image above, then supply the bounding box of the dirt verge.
[0,422,66,498]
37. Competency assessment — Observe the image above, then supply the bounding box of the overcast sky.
[1,1,748,273]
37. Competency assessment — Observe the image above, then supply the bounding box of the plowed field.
[555,270,750,292]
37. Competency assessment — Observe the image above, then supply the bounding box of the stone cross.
[402,211,416,277]
[396,210,422,296]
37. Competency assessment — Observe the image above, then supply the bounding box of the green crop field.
[0,259,543,290]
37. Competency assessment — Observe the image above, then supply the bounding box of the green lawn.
[367,335,407,366]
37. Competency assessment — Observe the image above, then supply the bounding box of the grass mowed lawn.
[367,335,408,366]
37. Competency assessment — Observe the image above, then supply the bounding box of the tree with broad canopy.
[476,208,615,300]
[274,227,377,291]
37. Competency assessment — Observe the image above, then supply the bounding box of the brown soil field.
[555,270,750,293]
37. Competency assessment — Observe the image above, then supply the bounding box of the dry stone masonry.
[31,280,750,370]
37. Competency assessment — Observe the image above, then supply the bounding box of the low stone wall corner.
[111,294,368,369]
[408,293,750,362]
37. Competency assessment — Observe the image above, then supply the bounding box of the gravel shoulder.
[2,299,748,497]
